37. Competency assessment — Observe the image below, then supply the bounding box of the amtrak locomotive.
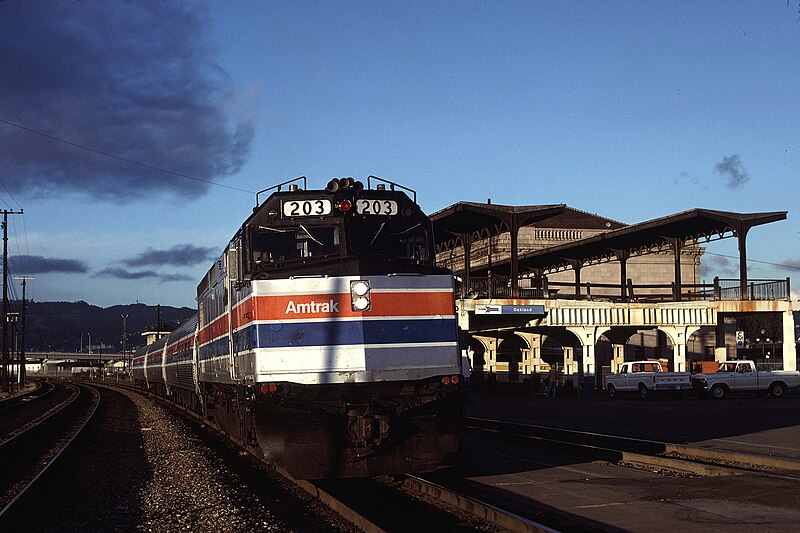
[132,176,465,478]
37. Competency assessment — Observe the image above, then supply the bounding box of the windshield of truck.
[717,362,737,372]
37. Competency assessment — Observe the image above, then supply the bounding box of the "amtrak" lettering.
[285,299,340,314]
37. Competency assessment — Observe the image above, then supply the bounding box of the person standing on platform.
[546,365,558,398]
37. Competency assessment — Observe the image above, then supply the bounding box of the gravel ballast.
[2,384,353,531]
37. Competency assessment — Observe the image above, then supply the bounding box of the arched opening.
[497,335,528,383]
[540,335,565,369]
[467,337,487,372]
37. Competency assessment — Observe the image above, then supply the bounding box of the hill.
[17,301,195,352]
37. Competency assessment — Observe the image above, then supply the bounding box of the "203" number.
[356,199,398,215]
[282,199,332,217]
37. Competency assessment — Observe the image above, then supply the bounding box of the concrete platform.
[419,391,800,531]
[467,390,800,459]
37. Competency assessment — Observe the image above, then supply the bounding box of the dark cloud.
[714,155,750,189]
[127,244,217,267]
[0,1,254,202]
[96,267,160,280]
[160,273,196,282]
[95,267,192,283]
[701,254,739,278]
[778,258,800,271]
[9,255,88,274]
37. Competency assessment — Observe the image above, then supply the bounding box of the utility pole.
[14,276,33,386]
[1,209,23,394]
[121,314,128,374]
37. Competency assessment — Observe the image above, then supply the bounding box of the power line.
[0,177,21,209]
[0,118,256,195]
[705,251,800,271]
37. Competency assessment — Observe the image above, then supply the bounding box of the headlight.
[352,281,370,296]
[350,280,371,311]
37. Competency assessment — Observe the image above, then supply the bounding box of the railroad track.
[0,380,48,414]
[101,381,551,532]
[0,381,68,439]
[0,383,99,520]
[465,416,800,479]
[286,469,555,533]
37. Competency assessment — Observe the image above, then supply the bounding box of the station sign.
[475,304,546,316]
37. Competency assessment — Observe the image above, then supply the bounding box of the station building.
[431,201,794,389]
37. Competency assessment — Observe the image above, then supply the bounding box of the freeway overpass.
[26,352,127,364]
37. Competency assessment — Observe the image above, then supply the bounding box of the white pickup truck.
[605,360,691,399]
[691,360,800,399]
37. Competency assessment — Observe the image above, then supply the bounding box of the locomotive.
[132,176,465,478]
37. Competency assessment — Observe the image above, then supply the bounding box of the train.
[131,176,465,478]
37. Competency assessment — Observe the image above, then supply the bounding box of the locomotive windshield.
[349,221,432,262]
[252,225,340,264]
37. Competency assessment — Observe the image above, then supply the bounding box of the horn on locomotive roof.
[327,177,364,193]
[255,176,307,208]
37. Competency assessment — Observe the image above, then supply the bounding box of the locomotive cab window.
[349,221,433,263]
[252,225,340,264]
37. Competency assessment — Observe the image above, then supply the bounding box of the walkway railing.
[456,276,791,302]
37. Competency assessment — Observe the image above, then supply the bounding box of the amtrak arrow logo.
[481,305,500,313]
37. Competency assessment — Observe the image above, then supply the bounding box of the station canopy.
[431,202,567,246]
[432,203,787,276]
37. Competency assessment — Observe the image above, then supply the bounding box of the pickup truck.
[605,360,691,399]
[691,360,800,399]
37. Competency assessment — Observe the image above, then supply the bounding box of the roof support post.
[566,259,583,298]
[610,249,630,302]
[736,225,749,299]
[510,213,519,298]
[665,237,684,302]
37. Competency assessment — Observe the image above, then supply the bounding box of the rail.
[456,276,791,302]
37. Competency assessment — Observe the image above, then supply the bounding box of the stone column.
[781,309,797,372]
[563,346,575,375]
[611,344,625,372]
[658,326,699,372]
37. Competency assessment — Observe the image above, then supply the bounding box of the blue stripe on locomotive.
[253,317,456,350]
[201,318,457,361]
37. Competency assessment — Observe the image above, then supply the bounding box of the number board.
[356,199,399,216]
[282,199,332,217]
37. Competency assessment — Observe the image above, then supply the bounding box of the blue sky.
[0,1,798,308]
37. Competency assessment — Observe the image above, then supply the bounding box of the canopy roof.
[435,206,786,276]
[431,202,567,245]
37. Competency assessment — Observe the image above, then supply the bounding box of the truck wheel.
[769,382,786,398]
[607,384,617,399]
[638,383,649,400]
[711,384,726,399]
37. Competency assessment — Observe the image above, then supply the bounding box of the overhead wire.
[0,118,257,195]
[0,176,22,209]
[704,251,800,272]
